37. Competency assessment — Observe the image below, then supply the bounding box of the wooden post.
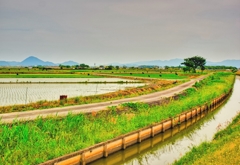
[171,118,174,128]
[103,143,108,157]
[138,131,141,143]
[122,137,126,149]
[151,126,155,137]
[162,123,165,132]
[81,152,85,165]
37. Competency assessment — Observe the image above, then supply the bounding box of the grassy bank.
[173,112,240,165]
[0,72,235,164]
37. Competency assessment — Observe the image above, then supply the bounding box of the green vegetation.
[173,112,240,165]
[0,72,235,164]
[181,56,206,73]
[112,73,188,79]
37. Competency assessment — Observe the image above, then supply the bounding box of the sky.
[0,0,240,65]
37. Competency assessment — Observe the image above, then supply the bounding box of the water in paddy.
[90,76,240,165]
[0,80,145,106]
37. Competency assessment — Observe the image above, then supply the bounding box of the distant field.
[0,74,103,78]
[0,68,209,78]
[112,73,188,79]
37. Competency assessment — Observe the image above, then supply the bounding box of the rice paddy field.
[0,74,102,78]
[0,78,145,106]
[0,78,140,83]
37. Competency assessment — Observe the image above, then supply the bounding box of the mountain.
[0,56,239,68]
[0,56,80,66]
[110,59,240,68]
[0,61,10,66]
[19,56,56,66]
[60,61,79,66]
[206,60,240,68]
[110,59,184,67]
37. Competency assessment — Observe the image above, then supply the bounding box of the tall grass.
[0,72,235,164]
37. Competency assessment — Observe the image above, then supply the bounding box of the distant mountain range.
[110,59,240,68]
[0,56,79,67]
[0,56,239,68]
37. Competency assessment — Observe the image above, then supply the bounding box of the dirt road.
[0,76,206,123]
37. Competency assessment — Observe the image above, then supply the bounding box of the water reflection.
[90,76,240,165]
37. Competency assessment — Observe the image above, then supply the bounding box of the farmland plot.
[0,83,145,106]
[0,78,139,83]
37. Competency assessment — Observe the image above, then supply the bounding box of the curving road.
[0,76,206,123]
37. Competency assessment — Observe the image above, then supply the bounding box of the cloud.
[0,0,240,63]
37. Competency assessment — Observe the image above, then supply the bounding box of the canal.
[89,76,240,165]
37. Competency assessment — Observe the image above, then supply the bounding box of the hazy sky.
[0,0,240,65]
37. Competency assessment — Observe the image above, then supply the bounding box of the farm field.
[236,70,240,76]
[0,72,235,164]
[0,78,140,83]
[0,82,145,106]
[0,74,102,78]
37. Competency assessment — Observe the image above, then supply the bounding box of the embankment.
[40,89,232,165]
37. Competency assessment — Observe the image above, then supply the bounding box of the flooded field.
[0,78,139,83]
[0,80,145,106]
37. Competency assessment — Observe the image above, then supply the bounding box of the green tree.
[181,56,206,73]
[79,63,89,69]
[105,65,114,70]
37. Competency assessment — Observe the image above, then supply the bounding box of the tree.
[183,66,191,73]
[79,63,89,69]
[105,65,114,70]
[181,56,206,73]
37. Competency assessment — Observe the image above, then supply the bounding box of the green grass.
[112,73,188,79]
[173,112,240,165]
[0,74,103,78]
[0,72,235,164]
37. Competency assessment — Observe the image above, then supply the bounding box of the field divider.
[40,88,232,165]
